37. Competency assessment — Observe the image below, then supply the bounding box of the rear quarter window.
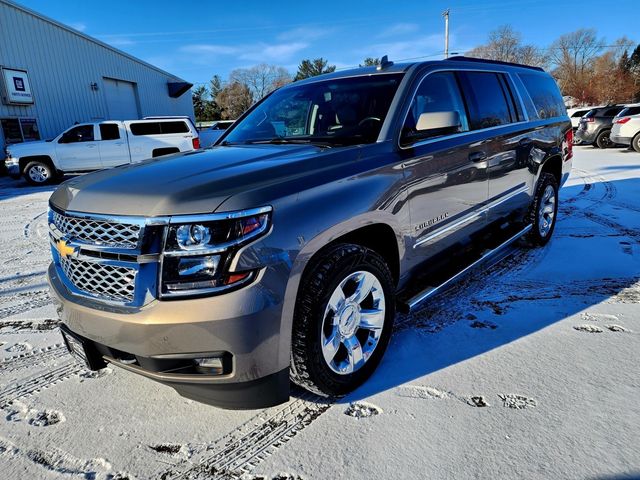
[130,121,189,136]
[517,73,566,119]
[457,72,515,130]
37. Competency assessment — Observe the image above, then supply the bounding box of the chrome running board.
[403,224,532,313]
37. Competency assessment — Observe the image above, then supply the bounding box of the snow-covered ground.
[0,146,639,479]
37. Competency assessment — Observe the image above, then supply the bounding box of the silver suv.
[48,57,573,409]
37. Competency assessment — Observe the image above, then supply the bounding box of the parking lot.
[0,146,639,479]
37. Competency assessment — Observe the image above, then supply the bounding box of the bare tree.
[216,82,254,120]
[466,25,547,68]
[229,64,292,100]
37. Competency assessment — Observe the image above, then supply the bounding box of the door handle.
[468,151,487,162]
[87,144,97,148]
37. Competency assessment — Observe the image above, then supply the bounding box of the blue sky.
[18,0,638,85]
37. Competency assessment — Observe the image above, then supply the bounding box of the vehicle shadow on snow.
[339,176,640,403]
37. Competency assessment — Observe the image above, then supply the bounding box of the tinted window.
[571,110,589,118]
[99,123,120,140]
[458,72,513,130]
[518,73,565,119]
[214,122,233,130]
[130,121,189,136]
[161,121,190,134]
[60,125,94,143]
[602,107,624,117]
[401,72,468,145]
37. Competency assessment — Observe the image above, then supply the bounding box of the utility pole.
[442,9,450,59]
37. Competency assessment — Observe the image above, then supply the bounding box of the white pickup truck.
[5,118,200,185]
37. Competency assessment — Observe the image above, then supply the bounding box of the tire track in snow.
[161,391,331,480]
[1,344,68,373]
[0,360,82,407]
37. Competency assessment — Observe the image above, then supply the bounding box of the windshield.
[223,73,404,147]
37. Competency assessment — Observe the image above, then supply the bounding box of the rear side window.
[99,123,120,140]
[517,73,565,119]
[130,121,189,136]
[603,107,624,117]
[571,110,589,118]
[457,72,514,130]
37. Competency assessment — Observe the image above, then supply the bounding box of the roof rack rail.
[446,56,545,72]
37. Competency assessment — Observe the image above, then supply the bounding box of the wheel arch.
[277,215,404,369]
[19,155,56,173]
[538,154,562,188]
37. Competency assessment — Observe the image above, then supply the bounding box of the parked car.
[48,56,572,409]
[567,106,602,130]
[4,118,200,185]
[611,114,640,152]
[575,105,626,148]
[199,120,235,148]
[614,103,640,120]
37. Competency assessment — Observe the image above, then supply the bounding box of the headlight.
[160,207,271,297]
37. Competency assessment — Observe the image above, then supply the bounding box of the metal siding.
[0,1,194,143]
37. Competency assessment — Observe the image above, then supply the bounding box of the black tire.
[632,133,640,154]
[23,160,55,186]
[596,130,612,149]
[290,244,395,397]
[526,173,559,246]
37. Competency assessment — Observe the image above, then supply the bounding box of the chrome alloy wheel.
[321,270,386,375]
[28,164,50,183]
[538,184,556,237]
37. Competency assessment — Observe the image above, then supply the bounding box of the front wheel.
[290,244,395,397]
[23,161,55,186]
[526,173,559,246]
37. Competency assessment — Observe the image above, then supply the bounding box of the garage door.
[103,78,140,120]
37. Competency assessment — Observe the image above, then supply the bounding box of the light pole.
[442,9,450,59]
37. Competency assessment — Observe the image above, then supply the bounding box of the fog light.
[194,357,224,375]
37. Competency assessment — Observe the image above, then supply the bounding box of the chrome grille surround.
[52,211,142,249]
[60,256,137,302]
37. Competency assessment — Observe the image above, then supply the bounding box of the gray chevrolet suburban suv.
[48,57,572,409]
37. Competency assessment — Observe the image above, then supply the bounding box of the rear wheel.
[23,161,54,186]
[526,173,559,246]
[596,130,612,149]
[290,244,395,397]
[632,133,640,153]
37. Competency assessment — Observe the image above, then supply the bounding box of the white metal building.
[0,0,194,158]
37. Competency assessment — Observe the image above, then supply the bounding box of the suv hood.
[50,144,357,216]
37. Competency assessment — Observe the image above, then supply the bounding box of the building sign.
[1,68,34,105]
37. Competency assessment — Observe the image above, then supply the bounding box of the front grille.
[53,211,141,249]
[60,256,137,302]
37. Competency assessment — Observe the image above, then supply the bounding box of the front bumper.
[48,263,290,409]
[4,157,20,178]
[610,134,631,146]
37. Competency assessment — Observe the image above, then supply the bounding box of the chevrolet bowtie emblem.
[56,239,78,259]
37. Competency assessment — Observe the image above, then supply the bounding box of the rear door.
[97,123,129,168]
[401,71,488,261]
[457,71,533,225]
[55,124,101,171]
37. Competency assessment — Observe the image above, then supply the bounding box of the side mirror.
[416,111,461,133]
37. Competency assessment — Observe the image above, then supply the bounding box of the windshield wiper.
[244,138,334,148]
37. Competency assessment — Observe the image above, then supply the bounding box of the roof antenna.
[377,55,393,71]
